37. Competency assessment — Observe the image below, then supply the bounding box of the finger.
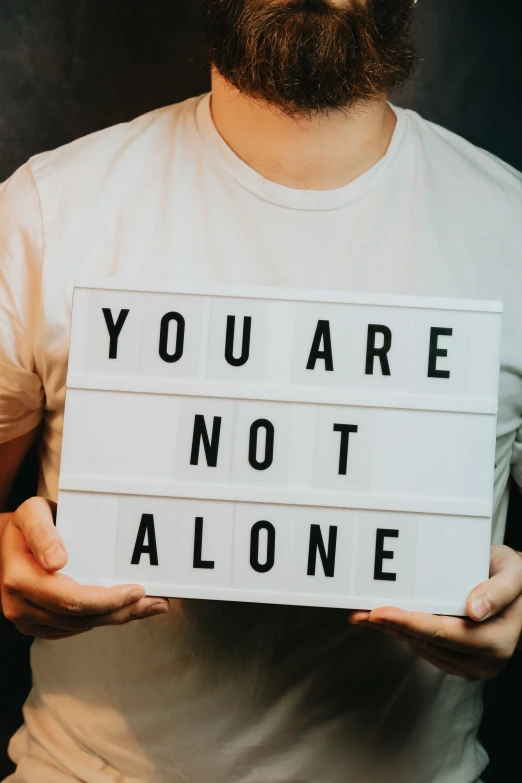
[401,634,474,667]
[407,641,480,681]
[10,600,94,632]
[467,545,522,622]
[9,497,67,572]
[34,576,147,616]
[15,624,84,640]
[365,607,497,654]
[3,541,147,616]
[90,596,170,627]
[11,597,168,634]
[348,611,371,623]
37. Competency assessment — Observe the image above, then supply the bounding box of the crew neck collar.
[195,91,409,211]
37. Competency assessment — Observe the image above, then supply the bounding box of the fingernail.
[471,594,491,621]
[127,588,146,603]
[43,544,66,569]
[146,602,170,615]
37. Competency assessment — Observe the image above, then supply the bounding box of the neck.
[209,68,396,191]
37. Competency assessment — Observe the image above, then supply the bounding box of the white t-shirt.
[1,92,522,783]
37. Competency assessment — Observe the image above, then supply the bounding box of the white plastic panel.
[408,309,472,397]
[230,400,292,488]
[232,503,294,593]
[206,296,269,384]
[311,405,375,494]
[353,511,418,602]
[115,496,234,589]
[58,491,118,582]
[173,396,235,485]
[371,408,496,504]
[414,514,491,608]
[291,302,352,390]
[59,491,492,615]
[61,391,496,510]
[348,304,411,392]
[84,289,144,377]
[61,389,179,481]
[291,506,355,597]
[140,292,202,380]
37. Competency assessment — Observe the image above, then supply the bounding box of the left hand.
[348,545,522,681]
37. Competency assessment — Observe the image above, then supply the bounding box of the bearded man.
[1,2,522,782]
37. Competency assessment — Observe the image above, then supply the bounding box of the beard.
[201,0,418,118]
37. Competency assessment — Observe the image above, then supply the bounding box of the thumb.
[10,497,68,572]
[467,545,522,622]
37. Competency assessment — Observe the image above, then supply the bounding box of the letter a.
[131,513,159,566]
[306,320,334,371]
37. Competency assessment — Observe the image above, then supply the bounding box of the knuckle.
[1,569,20,593]
[19,497,40,515]
[18,497,46,526]
[2,602,19,623]
[58,597,83,614]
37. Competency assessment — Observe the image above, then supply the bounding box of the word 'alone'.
[130,512,400,582]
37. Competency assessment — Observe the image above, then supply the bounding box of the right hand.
[0,497,170,639]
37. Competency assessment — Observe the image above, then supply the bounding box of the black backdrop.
[0,0,521,780]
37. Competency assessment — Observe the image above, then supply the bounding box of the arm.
[0,431,170,634]
[0,165,169,637]
[0,426,38,524]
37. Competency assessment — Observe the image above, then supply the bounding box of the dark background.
[0,0,521,779]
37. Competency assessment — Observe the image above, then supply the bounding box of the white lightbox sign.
[56,281,503,616]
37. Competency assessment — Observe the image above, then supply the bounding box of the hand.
[0,497,170,639]
[348,545,522,681]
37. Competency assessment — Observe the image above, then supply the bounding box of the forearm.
[0,512,11,613]
[0,511,12,540]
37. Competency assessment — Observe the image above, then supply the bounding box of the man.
[1,1,521,781]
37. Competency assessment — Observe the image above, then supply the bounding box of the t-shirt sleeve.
[0,162,45,443]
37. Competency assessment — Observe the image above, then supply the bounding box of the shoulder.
[27,95,203,203]
[401,107,522,220]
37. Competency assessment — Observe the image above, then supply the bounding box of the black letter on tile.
[374,529,399,581]
[131,513,159,566]
[365,325,392,376]
[225,315,252,366]
[249,419,274,471]
[428,327,453,379]
[306,320,334,371]
[333,424,358,475]
[159,312,185,363]
[307,525,338,577]
[190,415,222,467]
[250,520,276,573]
[102,308,129,359]
[193,517,215,569]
